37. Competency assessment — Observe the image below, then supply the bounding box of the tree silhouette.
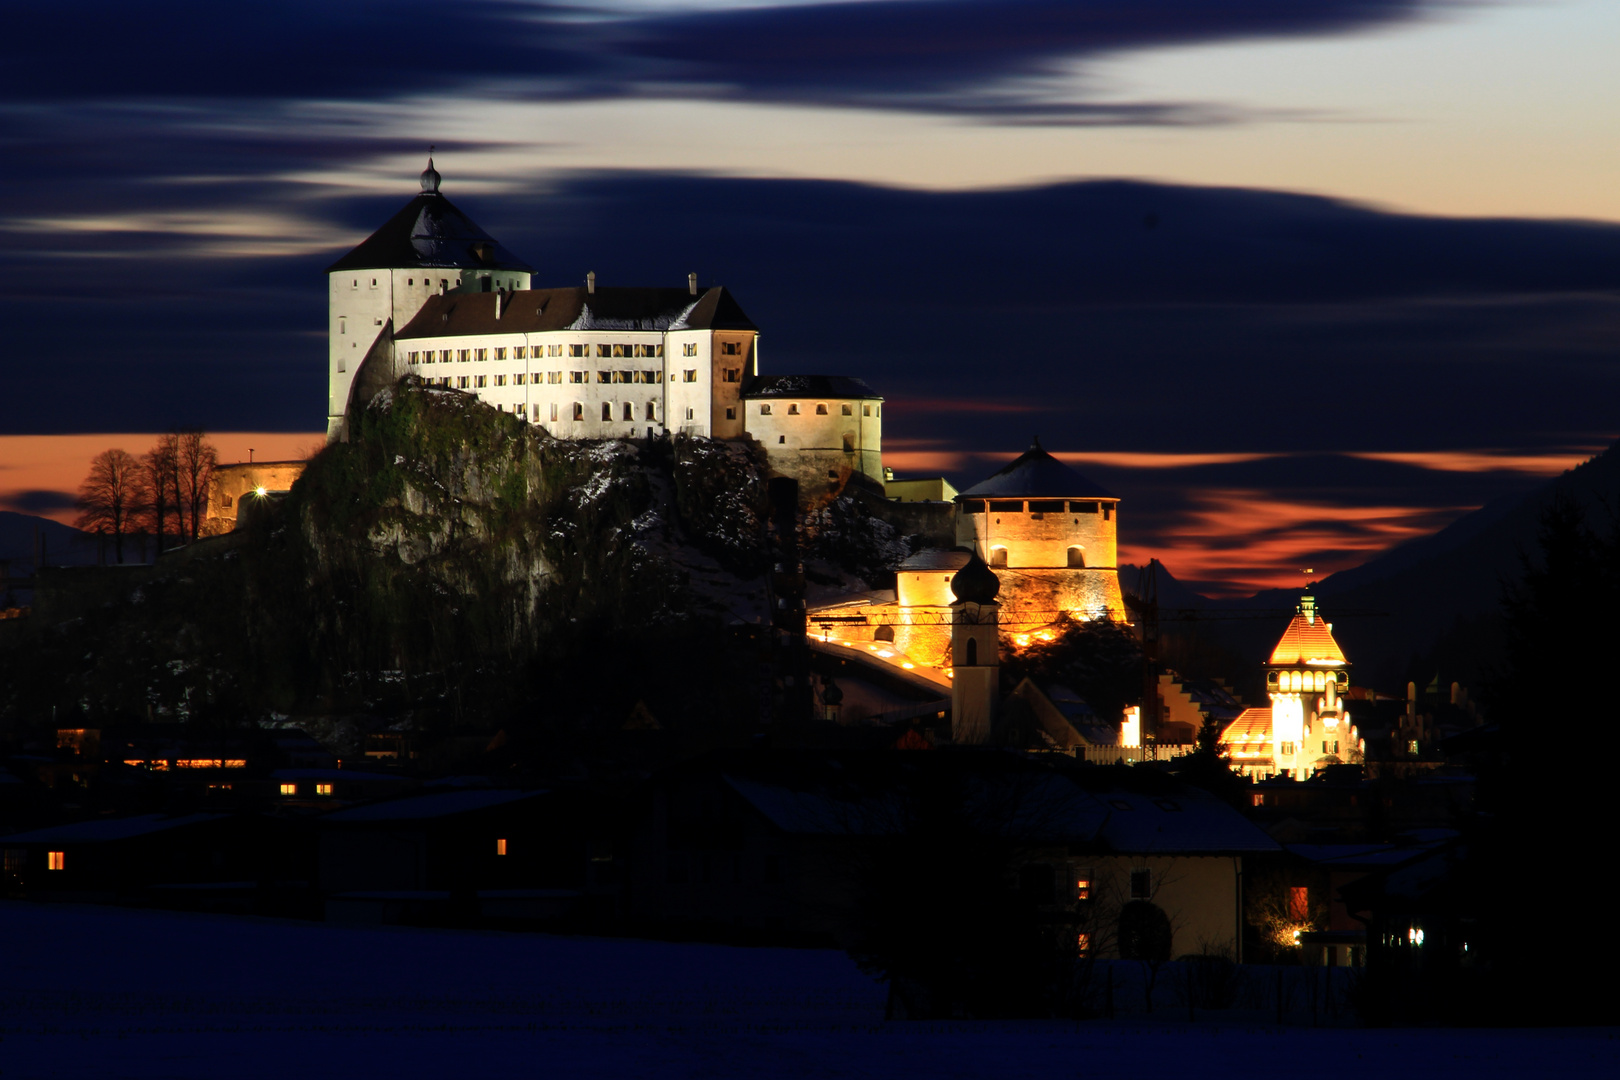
[74,448,144,563]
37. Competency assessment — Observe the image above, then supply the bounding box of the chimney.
[494,290,502,320]
[688,272,698,296]
[586,271,596,295]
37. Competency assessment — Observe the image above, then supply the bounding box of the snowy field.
[1,902,1613,1079]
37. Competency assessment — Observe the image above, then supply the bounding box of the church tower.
[1264,594,1357,780]
[325,157,533,441]
[949,551,1002,744]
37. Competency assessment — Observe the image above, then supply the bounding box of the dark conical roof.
[950,550,1001,605]
[958,437,1116,500]
[327,186,532,274]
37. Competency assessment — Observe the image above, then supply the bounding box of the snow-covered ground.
[1,902,1613,1079]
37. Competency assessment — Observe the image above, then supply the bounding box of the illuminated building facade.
[1221,594,1363,780]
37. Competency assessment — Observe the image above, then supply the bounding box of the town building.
[1220,594,1364,780]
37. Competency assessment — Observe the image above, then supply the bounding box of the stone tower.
[949,550,1002,744]
[325,157,533,441]
[1265,594,1356,780]
[953,438,1126,621]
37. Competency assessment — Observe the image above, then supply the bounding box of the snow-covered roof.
[328,190,532,274]
[271,768,402,782]
[0,813,225,844]
[958,439,1116,500]
[320,789,545,824]
[739,375,882,400]
[898,549,971,572]
[397,286,756,339]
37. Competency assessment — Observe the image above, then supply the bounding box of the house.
[625,749,1278,957]
[0,812,263,903]
[315,787,611,925]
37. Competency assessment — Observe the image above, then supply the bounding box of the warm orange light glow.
[47,851,65,871]
[279,782,296,795]
[315,783,334,796]
[1076,932,1091,956]
[496,838,507,856]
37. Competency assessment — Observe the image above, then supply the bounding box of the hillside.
[0,381,910,748]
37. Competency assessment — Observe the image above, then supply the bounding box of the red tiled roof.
[1268,616,1348,666]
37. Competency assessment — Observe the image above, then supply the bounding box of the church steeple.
[420,148,441,194]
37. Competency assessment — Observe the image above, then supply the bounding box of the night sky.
[2,0,1616,595]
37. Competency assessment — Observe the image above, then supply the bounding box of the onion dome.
[950,550,1001,605]
[420,155,441,194]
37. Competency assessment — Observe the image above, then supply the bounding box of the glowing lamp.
[255,485,268,497]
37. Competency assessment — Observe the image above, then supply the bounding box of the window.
[338,317,346,335]
[596,344,612,358]
[496,838,508,856]
[597,371,612,384]
[962,499,985,515]
[1067,547,1085,568]
[516,404,526,417]
[337,356,345,374]
[965,638,978,665]
[514,373,525,386]
[570,371,585,383]
[457,349,470,362]
[989,500,1023,513]
[570,344,587,357]
[494,375,506,386]
[494,347,506,360]
[1076,932,1092,956]
[721,341,742,355]
[723,369,740,383]
[408,351,419,363]
[617,371,631,384]
[475,375,487,388]
[316,783,334,796]
[1130,868,1152,899]
[279,782,296,795]
[842,433,854,452]
[862,404,871,416]
[787,403,800,415]
[573,403,584,421]
[550,371,562,384]
[458,376,470,388]
[602,403,613,421]
[683,342,698,357]
[514,346,526,359]
[725,408,736,420]
[645,402,656,420]
[1102,503,1113,521]
[815,403,828,415]
[1280,741,1296,756]
[622,402,633,421]
[683,369,698,383]
[48,851,65,871]
[550,403,559,422]
[370,277,378,288]
[475,349,487,362]
[841,403,853,415]
[1029,500,1064,514]
[1074,869,1093,901]
[685,408,694,420]
[989,547,1008,567]
[441,349,453,362]
[760,404,771,415]
[1288,886,1310,922]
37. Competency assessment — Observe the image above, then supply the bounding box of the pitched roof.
[959,439,1116,500]
[898,549,971,572]
[0,812,224,844]
[740,375,882,400]
[327,191,532,273]
[396,286,755,339]
[320,789,545,824]
[1094,787,1279,854]
[1268,615,1349,666]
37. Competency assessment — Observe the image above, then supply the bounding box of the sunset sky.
[2,0,1617,595]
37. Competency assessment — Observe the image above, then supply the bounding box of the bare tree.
[74,448,144,563]
[142,434,179,550]
[173,429,218,542]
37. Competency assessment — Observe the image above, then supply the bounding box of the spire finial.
[420,147,441,194]
[1030,435,1043,452]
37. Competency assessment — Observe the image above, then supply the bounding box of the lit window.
[1076,932,1091,956]
[315,783,334,796]
[279,782,296,795]
[1074,869,1092,901]
[496,838,508,856]
[1288,886,1310,921]
[47,851,66,871]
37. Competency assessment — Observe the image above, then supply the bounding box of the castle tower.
[1264,593,1356,780]
[949,551,1002,744]
[325,157,533,441]
[953,438,1126,621]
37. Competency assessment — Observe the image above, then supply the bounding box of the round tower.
[953,438,1125,620]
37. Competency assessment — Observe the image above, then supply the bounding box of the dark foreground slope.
[0,381,807,744]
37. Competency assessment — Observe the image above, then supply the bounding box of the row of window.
[1269,669,1347,691]
[406,343,670,363]
[758,403,875,417]
[963,499,1112,519]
